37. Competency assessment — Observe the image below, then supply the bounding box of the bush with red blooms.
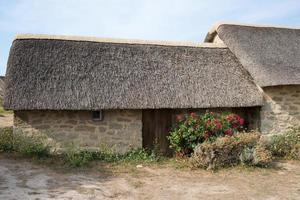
[167,111,246,155]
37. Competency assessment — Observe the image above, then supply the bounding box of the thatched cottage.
[4,23,299,153]
[4,34,263,153]
[205,23,300,134]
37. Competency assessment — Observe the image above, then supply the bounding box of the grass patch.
[2,126,300,171]
[13,132,51,158]
[0,100,12,116]
[0,127,163,168]
[0,127,51,158]
[0,107,12,116]
[0,127,13,152]
[64,144,160,167]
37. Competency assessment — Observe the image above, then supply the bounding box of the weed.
[0,127,14,152]
[267,127,300,159]
[65,146,93,167]
[13,131,51,158]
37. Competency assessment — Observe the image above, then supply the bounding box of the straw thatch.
[0,76,5,101]
[4,35,263,110]
[205,23,300,87]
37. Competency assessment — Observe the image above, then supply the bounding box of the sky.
[0,0,300,75]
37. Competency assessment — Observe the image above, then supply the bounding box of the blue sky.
[1,0,300,75]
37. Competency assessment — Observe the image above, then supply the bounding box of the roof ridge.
[209,21,300,34]
[15,34,227,48]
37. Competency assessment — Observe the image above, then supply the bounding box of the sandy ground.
[0,155,300,200]
[0,113,13,127]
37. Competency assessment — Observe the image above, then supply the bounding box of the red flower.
[232,124,238,129]
[190,112,197,118]
[239,118,245,126]
[176,114,184,122]
[213,119,222,130]
[224,129,233,136]
[226,114,245,129]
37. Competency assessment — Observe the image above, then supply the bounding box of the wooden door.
[142,109,172,155]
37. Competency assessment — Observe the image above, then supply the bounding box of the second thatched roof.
[4,35,263,110]
[205,23,300,87]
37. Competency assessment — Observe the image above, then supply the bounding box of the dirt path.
[0,155,300,200]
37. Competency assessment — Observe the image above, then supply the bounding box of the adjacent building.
[205,23,300,134]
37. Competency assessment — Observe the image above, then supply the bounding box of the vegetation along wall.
[13,110,142,153]
[260,85,300,134]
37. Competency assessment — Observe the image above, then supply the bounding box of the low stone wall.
[14,110,142,153]
[261,85,300,134]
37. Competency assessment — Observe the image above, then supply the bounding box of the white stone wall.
[260,85,300,134]
[14,110,142,153]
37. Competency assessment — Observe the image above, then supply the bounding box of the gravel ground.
[0,154,300,200]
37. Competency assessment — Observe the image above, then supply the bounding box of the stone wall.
[260,85,300,134]
[14,110,142,153]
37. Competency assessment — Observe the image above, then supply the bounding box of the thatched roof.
[0,76,5,101]
[4,34,263,110]
[205,23,300,87]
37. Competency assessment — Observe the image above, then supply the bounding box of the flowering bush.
[167,111,246,155]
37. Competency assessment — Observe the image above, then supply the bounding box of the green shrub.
[267,127,300,159]
[122,148,158,162]
[13,132,51,158]
[65,146,93,167]
[0,127,14,152]
[0,128,52,157]
[168,112,246,155]
[190,132,271,170]
[64,145,159,167]
[89,144,122,162]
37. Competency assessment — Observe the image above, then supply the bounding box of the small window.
[92,110,103,121]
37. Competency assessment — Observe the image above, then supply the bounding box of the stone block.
[75,125,96,132]
[109,123,123,129]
